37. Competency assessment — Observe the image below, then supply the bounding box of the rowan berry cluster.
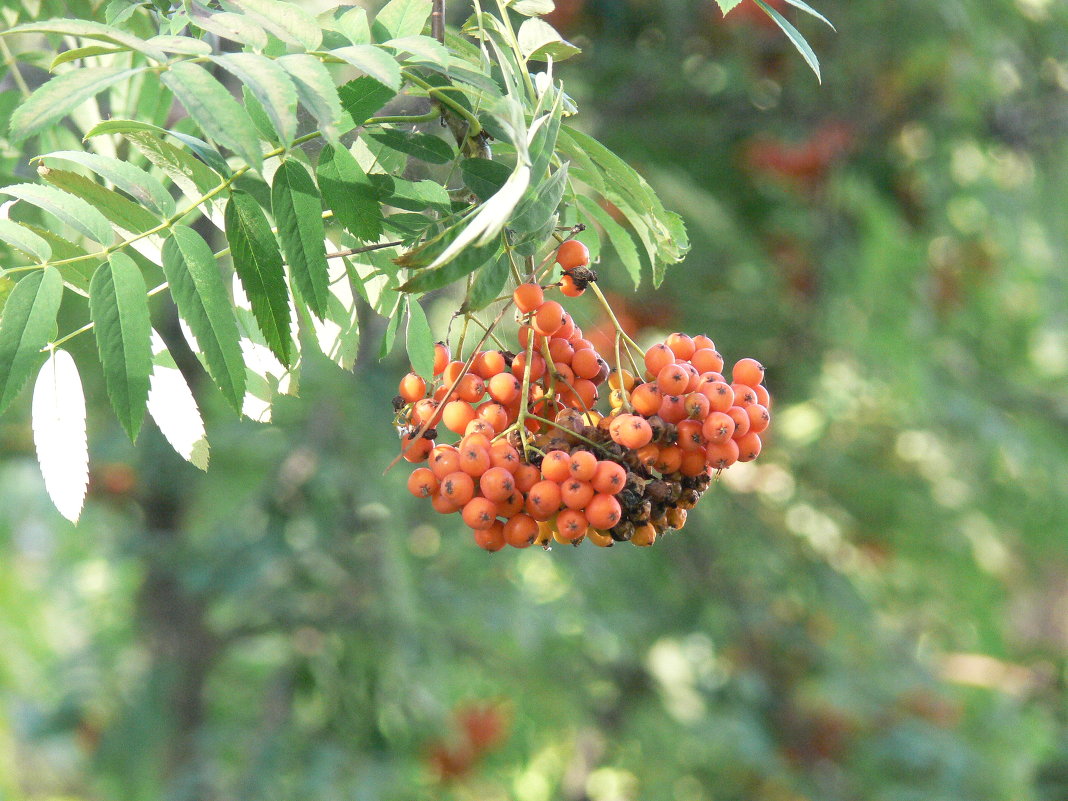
[394,239,772,551]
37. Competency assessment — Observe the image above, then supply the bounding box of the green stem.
[404,72,482,137]
[0,39,31,98]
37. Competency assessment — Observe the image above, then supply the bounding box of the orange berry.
[548,338,574,364]
[504,514,539,548]
[465,419,495,438]
[746,403,770,434]
[733,358,765,387]
[679,362,701,393]
[706,439,739,470]
[702,411,736,444]
[644,343,674,376]
[496,491,525,518]
[571,379,598,410]
[488,372,521,404]
[608,369,636,392]
[473,350,505,379]
[631,523,657,547]
[653,444,683,474]
[411,398,440,427]
[680,449,707,477]
[442,400,476,434]
[656,363,689,396]
[611,415,653,449]
[433,342,450,375]
[630,383,662,416]
[556,239,590,270]
[568,450,598,481]
[473,520,506,551]
[560,478,594,510]
[556,314,576,340]
[462,497,498,529]
[477,402,509,432]
[459,443,491,477]
[443,360,465,387]
[698,380,734,413]
[554,363,576,387]
[432,386,448,403]
[514,463,541,493]
[684,392,710,420]
[587,528,614,547]
[398,372,427,403]
[489,441,521,472]
[754,383,771,408]
[429,445,460,480]
[430,491,458,515]
[407,467,439,498]
[401,435,432,462]
[533,301,566,336]
[525,480,562,520]
[691,348,724,374]
[732,383,759,408]
[513,282,544,313]
[586,494,622,530]
[572,348,601,380]
[559,274,585,297]
[665,332,695,360]
[635,443,660,468]
[541,450,571,482]
[736,432,763,462]
[517,325,545,351]
[571,337,595,352]
[511,351,547,381]
[692,334,715,351]
[556,508,589,541]
[480,466,517,502]
[676,419,704,451]
[591,460,627,495]
[726,405,751,438]
[440,471,475,506]
[657,394,687,425]
[457,373,485,403]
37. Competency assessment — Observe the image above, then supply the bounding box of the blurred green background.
[4,0,1068,798]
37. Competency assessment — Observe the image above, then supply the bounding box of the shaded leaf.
[0,183,114,245]
[338,76,397,131]
[399,237,501,293]
[576,194,642,288]
[39,150,175,217]
[0,268,64,415]
[38,167,160,235]
[162,226,246,410]
[316,143,383,242]
[213,53,299,145]
[278,54,344,141]
[271,160,329,319]
[90,253,151,440]
[462,251,510,312]
[405,296,434,380]
[461,158,512,202]
[367,128,455,164]
[225,190,293,366]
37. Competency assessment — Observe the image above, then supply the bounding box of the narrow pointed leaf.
[754,0,822,82]
[3,19,167,60]
[271,160,329,319]
[229,0,322,51]
[39,150,175,217]
[0,183,114,245]
[213,53,299,145]
[8,67,143,142]
[577,194,643,288]
[331,45,402,91]
[90,253,152,440]
[374,0,432,39]
[188,11,269,50]
[0,220,51,262]
[714,0,744,14]
[316,143,383,242]
[39,167,161,235]
[225,191,293,366]
[147,331,209,470]
[31,349,88,523]
[462,251,510,312]
[161,61,263,173]
[0,268,64,415]
[162,226,246,410]
[278,54,344,141]
[405,297,434,380]
[781,0,834,29]
[338,76,397,132]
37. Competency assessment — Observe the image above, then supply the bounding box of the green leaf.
[188,11,269,50]
[38,167,160,235]
[0,220,51,262]
[461,158,512,202]
[277,54,344,141]
[463,251,509,312]
[782,0,835,29]
[50,44,124,70]
[120,130,223,208]
[378,296,403,358]
[271,160,329,319]
[367,128,455,164]
[338,76,397,132]
[369,176,450,212]
[511,0,556,16]
[336,6,371,44]
[162,226,246,411]
[228,0,323,51]
[7,66,142,142]
[331,45,403,91]
[714,0,744,14]
[510,163,569,234]
[399,237,500,294]
[0,183,114,245]
[0,268,64,415]
[373,0,432,40]
[517,18,581,61]
[316,144,383,242]
[147,35,215,55]
[90,253,151,440]
[225,191,294,366]
[212,53,299,145]
[161,61,264,174]
[754,0,822,82]
[405,297,434,380]
[2,19,167,61]
[577,194,642,289]
[384,35,448,67]
[38,150,175,217]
